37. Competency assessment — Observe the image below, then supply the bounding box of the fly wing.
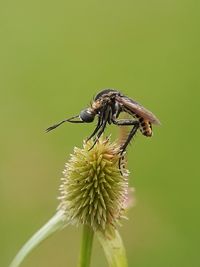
[116,95,160,125]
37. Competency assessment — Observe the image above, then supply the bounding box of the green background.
[1,0,199,266]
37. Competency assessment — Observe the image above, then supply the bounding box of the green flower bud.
[58,137,129,232]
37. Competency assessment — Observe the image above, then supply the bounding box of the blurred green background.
[1,0,199,266]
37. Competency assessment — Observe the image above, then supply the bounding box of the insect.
[46,89,160,156]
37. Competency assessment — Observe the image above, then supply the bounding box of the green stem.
[9,210,66,267]
[78,225,94,267]
[96,229,128,267]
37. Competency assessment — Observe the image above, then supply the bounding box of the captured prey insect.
[46,89,160,164]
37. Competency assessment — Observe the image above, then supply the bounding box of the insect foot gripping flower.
[58,136,129,233]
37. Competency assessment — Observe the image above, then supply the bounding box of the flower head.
[58,137,129,232]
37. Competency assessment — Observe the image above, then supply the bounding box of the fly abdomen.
[138,117,152,137]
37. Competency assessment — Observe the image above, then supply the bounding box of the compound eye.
[80,109,95,122]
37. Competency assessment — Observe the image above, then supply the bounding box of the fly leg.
[88,108,110,151]
[86,116,103,142]
[112,119,140,171]
[113,119,140,153]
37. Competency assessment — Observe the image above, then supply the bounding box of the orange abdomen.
[139,118,152,137]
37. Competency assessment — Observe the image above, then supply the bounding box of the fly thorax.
[92,100,102,110]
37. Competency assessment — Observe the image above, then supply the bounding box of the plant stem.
[9,211,66,267]
[78,225,94,267]
[96,229,128,267]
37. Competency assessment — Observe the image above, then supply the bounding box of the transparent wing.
[116,96,160,125]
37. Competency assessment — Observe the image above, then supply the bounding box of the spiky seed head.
[58,137,130,232]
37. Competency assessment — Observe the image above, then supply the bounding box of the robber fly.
[46,89,160,155]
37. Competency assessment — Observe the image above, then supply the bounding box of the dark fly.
[46,89,160,165]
